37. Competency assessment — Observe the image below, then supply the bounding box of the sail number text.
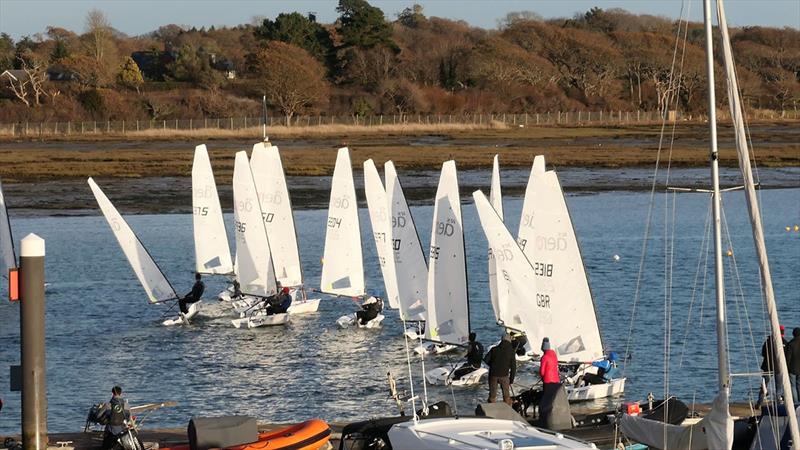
[234,220,246,233]
[536,293,551,308]
[533,262,553,277]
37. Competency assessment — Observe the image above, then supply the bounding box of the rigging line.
[666,189,678,400]
[720,201,758,395]
[401,320,418,419]
[678,194,714,368]
[444,352,459,416]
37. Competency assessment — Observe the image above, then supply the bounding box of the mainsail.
[88,177,178,304]
[232,151,277,298]
[363,159,399,306]
[385,161,427,321]
[250,142,303,287]
[0,178,16,277]
[425,161,469,345]
[320,147,365,297]
[517,156,603,362]
[473,190,539,339]
[192,144,233,275]
[487,154,503,322]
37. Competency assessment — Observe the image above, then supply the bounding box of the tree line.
[0,0,798,124]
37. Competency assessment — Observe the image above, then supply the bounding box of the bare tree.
[255,41,329,125]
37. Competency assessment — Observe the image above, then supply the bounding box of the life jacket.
[108,396,126,427]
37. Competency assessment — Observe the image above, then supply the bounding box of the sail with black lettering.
[320,147,365,297]
[89,177,178,304]
[516,156,603,362]
[364,159,399,305]
[232,151,278,298]
[425,161,469,345]
[192,144,233,275]
[250,142,303,287]
[385,161,427,321]
[473,190,539,339]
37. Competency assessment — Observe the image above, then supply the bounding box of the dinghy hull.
[566,377,626,402]
[162,301,201,326]
[161,419,330,450]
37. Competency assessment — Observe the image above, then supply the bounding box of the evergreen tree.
[336,0,396,49]
[117,56,144,93]
[254,12,333,64]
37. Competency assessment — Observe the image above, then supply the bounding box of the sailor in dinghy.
[322,148,385,329]
[88,178,195,326]
[228,151,289,329]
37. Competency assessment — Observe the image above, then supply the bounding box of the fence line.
[0,109,796,137]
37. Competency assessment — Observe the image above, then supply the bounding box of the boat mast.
[703,0,730,392]
[715,0,800,442]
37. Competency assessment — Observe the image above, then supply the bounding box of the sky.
[0,0,798,40]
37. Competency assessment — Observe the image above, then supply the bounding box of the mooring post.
[20,233,47,450]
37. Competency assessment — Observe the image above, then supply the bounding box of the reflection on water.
[0,186,798,433]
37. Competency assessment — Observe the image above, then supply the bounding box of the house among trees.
[130,50,176,81]
[210,54,236,79]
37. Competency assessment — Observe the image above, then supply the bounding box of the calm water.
[0,182,798,433]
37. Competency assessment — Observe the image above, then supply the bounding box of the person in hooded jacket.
[789,327,800,400]
[266,287,292,315]
[485,333,516,405]
[757,325,791,407]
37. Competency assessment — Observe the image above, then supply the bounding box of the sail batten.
[232,151,277,298]
[89,177,178,304]
[320,148,365,297]
[385,161,428,321]
[250,143,303,287]
[192,145,233,275]
[425,161,469,345]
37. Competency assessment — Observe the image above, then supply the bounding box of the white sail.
[320,147,365,297]
[473,190,540,339]
[517,157,603,362]
[250,142,303,287]
[192,144,233,275]
[488,154,503,321]
[88,177,177,304]
[0,178,16,277]
[425,161,469,345]
[385,161,427,321]
[232,151,277,298]
[489,155,504,220]
[363,159,399,305]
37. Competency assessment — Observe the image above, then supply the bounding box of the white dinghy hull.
[231,312,289,328]
[387,417,597,449]
[336,313,385,329]
[566,378,626,402]
[424,365,489,387]
[413,343,458,356]
[162,301,202,326]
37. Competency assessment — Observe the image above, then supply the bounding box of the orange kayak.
[162,419,331,450]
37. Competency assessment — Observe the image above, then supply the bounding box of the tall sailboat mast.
[703,0,730,392]
[715,0,799,442]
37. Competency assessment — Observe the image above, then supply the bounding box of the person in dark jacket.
[266,287,292,315]
[356,296,382,325]
[451,332,484,381]
[789,328,800,400]
[757,325,790,407]
[485,333,516,405]
[179,273,204,315]
[101,385,131,450]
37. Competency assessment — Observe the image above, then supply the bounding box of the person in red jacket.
[539,337,560,384]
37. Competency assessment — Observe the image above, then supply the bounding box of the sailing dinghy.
[229,143,320,314]
[88,178,191,326]
[515,155,623,401]
[385,161,428,338]
[228,151,288,328]
[190,144,237,305]
[320,148,384,329]
[416,161,475,363]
